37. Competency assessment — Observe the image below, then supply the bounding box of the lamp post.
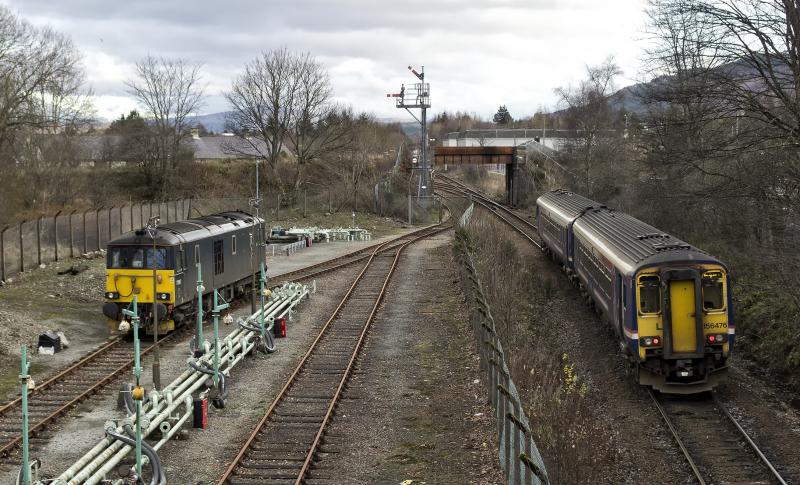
[249,159,264,314]
[146,215,162,390]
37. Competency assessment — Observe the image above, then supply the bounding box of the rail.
[217,223,451,484]
[649,390,788,484]
[435,176,541,249]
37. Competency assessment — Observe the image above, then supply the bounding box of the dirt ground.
[310,233,504,484]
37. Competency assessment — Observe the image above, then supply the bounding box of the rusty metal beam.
[433,146,515,166]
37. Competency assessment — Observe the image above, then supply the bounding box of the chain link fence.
[0,184,425,283]
[454,208,549,485]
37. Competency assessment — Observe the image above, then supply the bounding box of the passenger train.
[536,190,733,393]
[102,211,264,335]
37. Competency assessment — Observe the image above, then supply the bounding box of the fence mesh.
[455,213,549,485]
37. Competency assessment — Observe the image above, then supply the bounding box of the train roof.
[108,211,261,246]
[536,190,602,225]
[572,207,723,275]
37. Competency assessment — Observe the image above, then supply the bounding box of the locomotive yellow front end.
[635,263,732,392]
[103,245,176,335]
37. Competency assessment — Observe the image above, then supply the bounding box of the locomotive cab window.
[108,247,171,269]
[194,245,200,264]
[232,235,237,255]
[637,275,661,315]
[702,271,725,311]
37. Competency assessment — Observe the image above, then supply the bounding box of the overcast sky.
[5,0,650,122]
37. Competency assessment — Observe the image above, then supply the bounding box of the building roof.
[187,135,270,160]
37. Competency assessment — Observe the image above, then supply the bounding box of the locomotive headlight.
[105,291,120,299]
[156,292,171,301]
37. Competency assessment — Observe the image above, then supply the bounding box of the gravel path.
[308,232,505,484]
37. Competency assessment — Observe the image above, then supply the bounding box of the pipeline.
[41,282,311,485]
[106,425,166,485]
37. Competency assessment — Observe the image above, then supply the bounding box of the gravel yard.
[310,233,504,484]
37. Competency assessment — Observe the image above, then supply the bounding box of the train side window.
[702,271,725,311]
[232,235,237,255]
[637,275,661,315]
[179,248,185,271]
[194,245,200,265]
[214,240,224,275]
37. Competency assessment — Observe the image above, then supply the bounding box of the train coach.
[536,191,733,393]
[102,211,264,335]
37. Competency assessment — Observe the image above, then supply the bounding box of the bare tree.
[0,5,92,164]
[554,57,624,197]
[286,54,353,185]
[126,55,204,192]
[225,47,299,173]
[226,48,353,197]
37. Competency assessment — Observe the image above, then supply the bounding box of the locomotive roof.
[537,189,601,224]
[572,207,723,275]
[108,211,261,246]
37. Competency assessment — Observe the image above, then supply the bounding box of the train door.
[668,279,698,354]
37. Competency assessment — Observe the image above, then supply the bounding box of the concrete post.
[54,211,62,262]
[19,220,25,273]
[82,209,91,254]
[108,206,114,245]
[36,216,42,267]
[95,207,103,251]
[1,225,8,281]
[69,210,77,259]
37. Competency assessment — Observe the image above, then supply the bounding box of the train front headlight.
[156,292,171,301]
[105,291,120,299]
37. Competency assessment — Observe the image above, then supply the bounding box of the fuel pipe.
[38,282,311,485]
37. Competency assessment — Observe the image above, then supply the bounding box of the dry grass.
[456,212,617,483]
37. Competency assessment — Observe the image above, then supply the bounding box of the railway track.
[439,177,792,484]
[0,225,443,471]
[434,175,541,248]
[0,331,184,463]
[269,224,442,286]
[650,390,788,485]
[217,223,450,485]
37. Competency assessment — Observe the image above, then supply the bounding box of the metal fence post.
[108,206,114,245]
[82,209,90,254]
[140,202,146,228]
[130,203,134,232]
[36,215,42,267]
[69,210,77,259]
[19,220,25,273]
[119,206,123,238]
[54,210,62,262]
[95,206,103,251]
[1,225,8,281]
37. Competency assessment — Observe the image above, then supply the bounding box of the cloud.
[5,0,649,120]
